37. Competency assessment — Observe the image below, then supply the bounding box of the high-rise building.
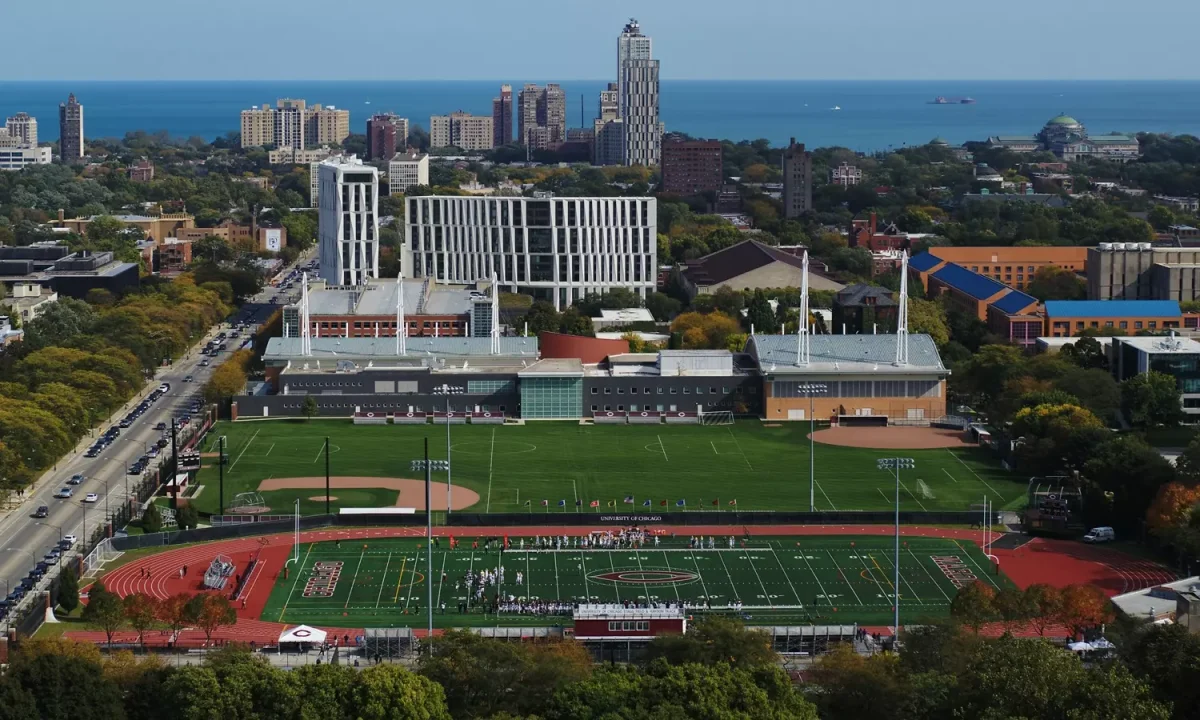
[492,85,513,147]
[782,139,813,218]
[406,195,657,309]
[275,99,306,151]
[517,84,541,147]
[388,150,430,195]
[239,99,350,150]
[306,104,351,148]
[318,156,379,287]
[241,105,276,147]
[517,84,567,150]
[429,112,494,151]
[542,84,566,145]
[58,93,84,163]
[367,113,409,161]
[616,20,662,166]
[661,139,723,198]
[5,113,37,147]
[593,83,623,165]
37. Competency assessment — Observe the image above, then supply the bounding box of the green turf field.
[260,535,1010,628]
[192,420,1025,515]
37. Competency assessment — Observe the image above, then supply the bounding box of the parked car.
[62,534,77,547]
[34,505,48,518]
[54,487,73,499]
[159,383,170,393]
[1083,526,1115,543]
[43,552,59,565]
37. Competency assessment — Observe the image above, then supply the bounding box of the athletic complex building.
[236,330,949,424]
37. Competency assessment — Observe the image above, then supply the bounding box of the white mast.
[300,272,312,357]
[395,275,406,356]
[796,251,811,366]
[490,273,500,355]
[894,250,910,366]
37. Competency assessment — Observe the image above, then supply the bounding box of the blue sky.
[12,0,1199,80]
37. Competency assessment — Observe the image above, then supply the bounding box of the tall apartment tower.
[430,112,494,151]
[306,104,351,148]
[616,20,662,167]
[58,93,84,163]
[5,113,37,147]
[542,84,566,144]
[492,85,513,147]
[782,138,813,218]
[318,156,380,287]
[241,105,276,147]
[274,99,307,150]
[593,83,623,165]
[366,113,409,161]
[516,84,567,151]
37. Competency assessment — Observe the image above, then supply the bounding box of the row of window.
[591,386,755,396]
[607,621,651,631]
[771,380,940,399]
[467,380,515,394]
[275,403,506,412]
[1052,320,1178,331]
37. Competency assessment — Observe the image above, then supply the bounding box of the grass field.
[260,535,1010,628]
[192,420,1026,516]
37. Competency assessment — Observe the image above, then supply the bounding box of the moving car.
[159,383,170,393]
[34,505,48,518]
[83,493,99,503]
[54,487,73,499]
[68,473,85,485]
[1083,526,1115,543]
[183,375,193,383]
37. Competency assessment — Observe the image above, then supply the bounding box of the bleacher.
[202,555,237,590]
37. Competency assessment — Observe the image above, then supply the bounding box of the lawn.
[191,420,1026,515]
[260,535,1011,628]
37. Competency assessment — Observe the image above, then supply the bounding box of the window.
[591,387,598,394]
[630,387,638,395]
[1135,321,1144,329]
[604,388,611,395]
[657,388,663,394]
[1120,321,1128,329]
[468,380,514,394]
[1105,321,1114,327]
[683,387,691,394]
[645,388,651,395]
[710,387,717,394]
[617,388,623,395]
[591,405,598,412]
[618,405,624,411]
[1150,321,1157,329]
[630,404,638,412]
[670,388,677,394]
[604,405,611,411]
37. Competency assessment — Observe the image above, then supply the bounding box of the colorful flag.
[623,495,634,504]
[589,500,600,507]
[728,499,737,506]
[523,499,531,507]
[712,499,719,506]
[676,499,686,507]
[575,499,582,507]
[642,499,651,507]
[558,499,566,507]
[660,499,668,506]
[541,499,549,506]
[607,500,617,507]
[503,535,509,548]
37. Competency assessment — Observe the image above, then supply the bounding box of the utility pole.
[877,457,914,640]
[218,436,225,515]
[325,437,331,515]
[424,438,433,646]
[169,417,178,511]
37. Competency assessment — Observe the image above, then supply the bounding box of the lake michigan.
[1,80,1199,151]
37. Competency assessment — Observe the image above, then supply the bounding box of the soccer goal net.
[698,410,735,426]
[915,479,936,500]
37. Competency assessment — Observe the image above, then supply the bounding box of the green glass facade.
[520,377,583,419]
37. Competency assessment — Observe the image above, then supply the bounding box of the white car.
[62,534,78,546]
[54,487,73,499]
[83,493,99,503]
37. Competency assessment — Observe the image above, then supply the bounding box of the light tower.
[299,272,312,357]
[395,275,407,356]
[894,251,909,366]
[796,251,811,365]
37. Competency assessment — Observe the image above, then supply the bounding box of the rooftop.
[990,290,1039,315]
[1043,300,1181,319]
[748,333,946,375]
[1111,576,1200,620]
[682,240,844,291]
[519,358,584,377]
[1047,114,1081,126]
[907,251,945,273]
[1113,335,1200,355]
[596,308,655,324]
[265,336,538,363]
[931,263,1006,300]
[292,281,478,317]
[835,283,897,308]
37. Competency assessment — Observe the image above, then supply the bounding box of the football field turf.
[261,535,1009,628]
[194,420,1025,515]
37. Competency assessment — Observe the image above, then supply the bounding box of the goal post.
[915,479,935,500]
[698,410,735,426]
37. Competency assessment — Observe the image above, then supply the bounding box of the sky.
[11,0,1200,81]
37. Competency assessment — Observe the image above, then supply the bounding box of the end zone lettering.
[302,560,344,598]
[931,555,979,589]
[599,515,663,523]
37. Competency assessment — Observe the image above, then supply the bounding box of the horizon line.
[4,77,1200,83]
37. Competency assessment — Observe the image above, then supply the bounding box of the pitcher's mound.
[259,477,479,510]
[810,426,974,449]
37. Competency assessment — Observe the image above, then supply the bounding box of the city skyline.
[6,1,1199,81]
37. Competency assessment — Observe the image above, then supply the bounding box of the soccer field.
[260,535,1009,628]
[193,420,1025,515]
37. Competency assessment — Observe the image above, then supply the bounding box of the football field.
[193,420,1025,516]
[260,535,1009,628]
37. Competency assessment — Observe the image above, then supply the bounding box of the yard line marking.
[312,441,326,464]
[344,550,366,609]
[375,552,392,608]
[952,540,1003,590]
[551,549,560,600]
[873,552,922,605]
[815,478,838,510]
[710,441,719,455]
[485,428,497,512]
[262,443,275,456]
[656,435,669,462]
[942,468,958,483]
[393,555,408,603]
[435,549,448,610]
[465,552,476,609]
[769,542,804,607]
[727,427,754,471]
[661,550,683,602]
[897,479,928,511]
[278,541,314,622]
[607,552,622,603]
[228,428,260,474]
[877,487,891,504]
[825,550,863,606]
[572,478,578,504]
[948,450,1006,500]
[743,550,773,607]
[909,548,953,603]
[851,549,893,604]
[690,551,712,603]
[579,549,592,601]
[716,549,741,602]
[403,550,420,610]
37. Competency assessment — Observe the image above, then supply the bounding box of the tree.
[56,563,80,613]
[122,593,160,648]
[1059,335,1109,369]
[1146,481,1200,533]
[956,344,1026,408]
[1122,370,1184,428]
[301,395,319,421]
[1173,435,1200,484]
[906,297,949,347]
[140,503,163,534]
[1084,435,1178,531]
[6,645,125,720]
[992,586,1035,632]
[645,291,682,322]
[1055,583,1114,638]
[1022,584,1063,637]
[157,593,192,643]
[806,644,910,720]
[950,580,996,633]
[1122,623,1200,718]
[1027,265,1087,301]
[0,674,39,720]
[202,349,251,403]
[1148,204,1177,230]
[642,617,778,670]
[184,593,237,647]
[176,503,199,530]
[1054,367,1120,422]
[351,664,451,720]
[670,311,741,350]
[744,289,778,334]
[81,581,126,652]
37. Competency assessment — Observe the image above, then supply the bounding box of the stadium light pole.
[432,384,464,514]
[877,457,914,640]
[412,448,449,653]
[797,383,827,512]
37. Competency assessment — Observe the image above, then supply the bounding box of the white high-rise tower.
[617,19,663,167]
[318,156,380,287]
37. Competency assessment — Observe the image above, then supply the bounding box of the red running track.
[67,524,1177,648]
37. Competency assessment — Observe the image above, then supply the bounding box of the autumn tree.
[992,586,1035,632]
[184,593,237,647]
[1055,583,1114,639]
[950,580,997,633]
[203,349,252,403]
[123,593,160,648]
[907,297,950,347]
[81,581,126,652]
[670,311,741,349]
[1022,584,1063,637]
[806,644,910,720]
[157,592,193,643]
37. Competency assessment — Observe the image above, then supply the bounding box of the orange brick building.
[922,246,1087,292]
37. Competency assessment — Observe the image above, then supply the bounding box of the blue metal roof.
[908,251,944,272]
[991,290,1038,315]
[1043,300,1182,319]
[931,263,1006,300]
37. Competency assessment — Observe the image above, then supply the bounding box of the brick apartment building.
[660,139,722,198]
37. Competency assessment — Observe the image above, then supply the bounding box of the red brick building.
[661,139,722,198]
[366,115,398,161]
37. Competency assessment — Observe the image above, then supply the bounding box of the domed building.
[1037,114,1140,163]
